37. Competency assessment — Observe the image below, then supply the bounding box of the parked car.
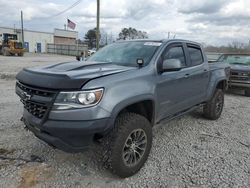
[217,54,250,96]
[88,48,96,56]
[15,39,230,178]
[206,52,223,63]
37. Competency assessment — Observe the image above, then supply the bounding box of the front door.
[156,43,196,122]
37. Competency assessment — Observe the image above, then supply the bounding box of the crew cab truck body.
[16,39,229,178]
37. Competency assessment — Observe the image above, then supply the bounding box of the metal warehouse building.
[0,26,78,53]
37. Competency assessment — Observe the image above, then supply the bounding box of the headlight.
[52,88,103,110]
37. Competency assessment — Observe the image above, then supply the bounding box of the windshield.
[87,41,161,67]
[218,55,250,65]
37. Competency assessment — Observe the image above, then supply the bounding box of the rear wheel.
[203,89,224,120]
[245,89,250,97]
[105,112,152,178]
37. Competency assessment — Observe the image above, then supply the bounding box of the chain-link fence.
[47,43,88,56]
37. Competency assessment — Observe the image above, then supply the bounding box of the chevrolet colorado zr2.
[16,39,230,177]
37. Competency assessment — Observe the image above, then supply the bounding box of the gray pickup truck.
[16,39,229,177]
[217,53,250,96]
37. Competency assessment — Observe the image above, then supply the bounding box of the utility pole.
[96,0,100,50]
[21,11,24,46]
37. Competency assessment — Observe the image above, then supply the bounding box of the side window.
[188,46,203,66]
[163,46,186,67]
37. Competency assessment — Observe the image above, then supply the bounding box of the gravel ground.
[0,54,250,188]
[0,53,74,79]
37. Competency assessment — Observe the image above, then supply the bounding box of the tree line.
[83,27,148,49]
[82,27,250,54]
[203,41,250,53]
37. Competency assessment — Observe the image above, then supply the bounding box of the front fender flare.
[106,94,155,130]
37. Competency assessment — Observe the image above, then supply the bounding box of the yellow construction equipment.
[0,33,25,56]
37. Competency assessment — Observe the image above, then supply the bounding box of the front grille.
[16,82,57,119]
[230,71,250,81]
[16,82,55,97]
[21,99,48,118]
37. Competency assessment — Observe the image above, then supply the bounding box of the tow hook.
[21,116,28,130]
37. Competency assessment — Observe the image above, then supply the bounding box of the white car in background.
[88,48,96,56]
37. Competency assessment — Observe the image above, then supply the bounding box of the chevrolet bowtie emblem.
[22,91,32,101]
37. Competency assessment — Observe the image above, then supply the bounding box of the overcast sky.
[0,0,249,46]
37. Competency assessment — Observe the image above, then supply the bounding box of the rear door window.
[187,46,203,66]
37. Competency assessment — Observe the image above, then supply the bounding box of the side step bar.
[155,104,203,127]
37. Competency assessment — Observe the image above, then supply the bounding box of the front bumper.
[229,80,250,89]
[22,109,110,153]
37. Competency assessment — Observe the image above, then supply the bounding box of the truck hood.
[229,64,250,72]
[16,61,136,90]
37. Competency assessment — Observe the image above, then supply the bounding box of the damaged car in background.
[218,54,250,96]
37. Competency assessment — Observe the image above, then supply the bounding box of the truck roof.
[116,39,201,46]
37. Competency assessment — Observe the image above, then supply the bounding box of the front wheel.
[203,89,224,120]
[106,112,152,178]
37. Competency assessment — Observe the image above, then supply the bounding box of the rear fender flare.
[207,78,227,101]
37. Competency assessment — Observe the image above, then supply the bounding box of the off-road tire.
[245,89,250,97]
[104,112,152,178]
[203,89,224,120]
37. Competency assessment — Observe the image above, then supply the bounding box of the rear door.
[184,43,210,105]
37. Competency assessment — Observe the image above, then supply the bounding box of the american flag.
[67,19,76,30]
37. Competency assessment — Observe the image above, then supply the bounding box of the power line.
[49,0,82,18]
[22,0,83,21]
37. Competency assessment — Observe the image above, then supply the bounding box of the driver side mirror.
[162,59,182,72]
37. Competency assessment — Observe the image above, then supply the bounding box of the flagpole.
[66,17,68,30]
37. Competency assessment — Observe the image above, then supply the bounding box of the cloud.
[178,0,230,14]
[0,0,249,46]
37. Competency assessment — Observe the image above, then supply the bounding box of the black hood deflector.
[16,61,136,90]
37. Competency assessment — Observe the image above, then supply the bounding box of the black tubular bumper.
[229,81,250,89]
[22,111,110,153]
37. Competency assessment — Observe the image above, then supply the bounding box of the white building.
[0,26,78,53]
[23,30,54,53]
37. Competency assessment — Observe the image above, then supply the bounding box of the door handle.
[204,69,208,72]
[184,74,190,78]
